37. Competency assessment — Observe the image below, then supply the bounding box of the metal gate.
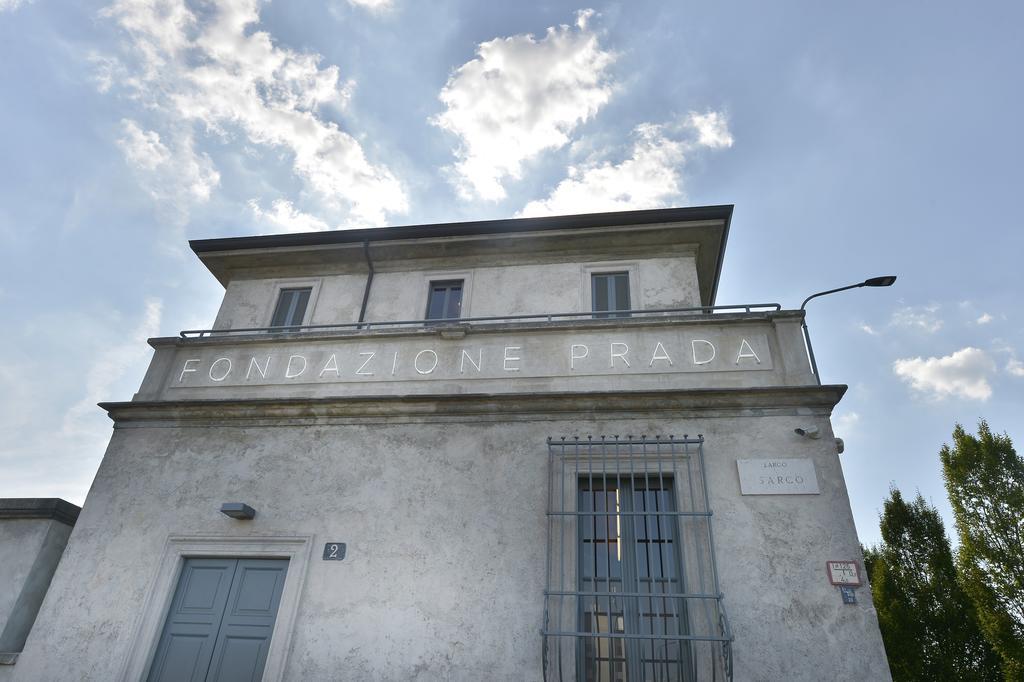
[543,436,732,682]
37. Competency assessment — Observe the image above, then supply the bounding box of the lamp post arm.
[798,276,896,385]
[800,282,864,311]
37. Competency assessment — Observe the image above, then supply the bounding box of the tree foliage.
[867,487,1001,681]
[941,421,1024,679]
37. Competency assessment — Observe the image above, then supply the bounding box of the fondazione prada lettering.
[176,335,768,386]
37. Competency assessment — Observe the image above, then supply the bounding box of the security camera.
[794,426,821,439]
[835,438,845,454]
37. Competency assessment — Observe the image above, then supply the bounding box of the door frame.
[119,535,313,682]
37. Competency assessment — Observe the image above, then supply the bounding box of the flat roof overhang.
[190,205,733,306]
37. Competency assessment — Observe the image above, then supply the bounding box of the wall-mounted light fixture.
[794,426,821,439]
[220,502,256,520]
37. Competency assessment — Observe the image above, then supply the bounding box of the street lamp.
[800,276,897,384]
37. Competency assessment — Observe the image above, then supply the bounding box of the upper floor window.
[592,272,631,318]
[425,280,463,322]
[270,287,311,329]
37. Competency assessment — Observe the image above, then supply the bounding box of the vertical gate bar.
[683,437,708,676]
[613,435,624,682]
[622,432,638,679]
[697,437,728,680]
[664,437,683,682]
[588,436,601,682]
[582,438,591,681]
[545,438,553,682]
[642,437,654,680]
[642,437,659,681]
[600,436,613,682]
[658,438,674,679]
[576,436,586,681]
[697,439,723,600]
[681,437,694,682]
[560,437,572,682]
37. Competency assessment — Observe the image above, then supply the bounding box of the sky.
[1,0,1022,546]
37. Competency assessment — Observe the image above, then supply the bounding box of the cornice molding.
[0,498,81,526]
[101,385,847,427]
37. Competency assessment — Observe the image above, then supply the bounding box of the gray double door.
[147,558,289,682]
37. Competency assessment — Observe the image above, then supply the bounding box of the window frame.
[590,272,632,319]
[264,279,321,331]
[581,263,640,319]
[271,287,313,329]
[544,436,729,681]
[424,278,466,323]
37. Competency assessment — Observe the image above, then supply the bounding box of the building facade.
[3,206,891,681]
[0,499,79,666]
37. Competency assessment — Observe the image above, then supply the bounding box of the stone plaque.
[168,328,774,391]
[736,458,820,495]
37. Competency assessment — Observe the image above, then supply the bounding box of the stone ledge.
[156,309,802,348]
[0,499,80,526]
[0,652,18,665]
[100,385,846,427]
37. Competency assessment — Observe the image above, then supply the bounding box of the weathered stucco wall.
[209,256,702,332]
[0,520,50,641]
[212,273,369,331]
[0,515,73,668]
[13,394,890,681]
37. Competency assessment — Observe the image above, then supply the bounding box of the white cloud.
[833,411,860,436]
[0,299,164,503]
[432,9,616,201]
[893,347,995,401]
[118,119,170,171]
[890,304,943,333]
[858,323,880,336]
[347,0,393,10]
[99,0,406,226]
[518,113,732,218]
[249,199,329,233]
[63,298,162,436]
[518,123,683,217]
[688,111,734,149]
[0,0,32,12]
[1007,358,1024,377]
[976,312,993,324]
[116,119,220,211]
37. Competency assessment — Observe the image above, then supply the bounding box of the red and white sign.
[826,561,861,586]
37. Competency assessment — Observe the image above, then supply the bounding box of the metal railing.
[543,435,733,682]
[179,304,782,338]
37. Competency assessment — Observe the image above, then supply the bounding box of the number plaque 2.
[323,542,346,561]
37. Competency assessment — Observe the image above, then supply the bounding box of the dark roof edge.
[190,205,734,254]
[708,206,733,306]
[0,498,81,526]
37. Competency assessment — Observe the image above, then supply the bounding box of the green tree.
[866,488,1001,681]
[942,421,1024,679]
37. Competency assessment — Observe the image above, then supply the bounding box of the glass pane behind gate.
[578,479,689,682]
